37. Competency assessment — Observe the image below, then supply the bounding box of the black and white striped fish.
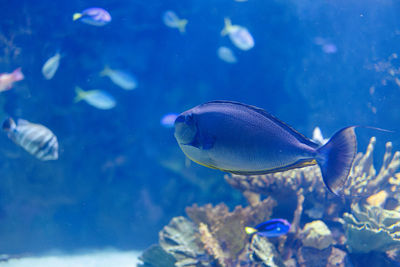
[2,118,58,161]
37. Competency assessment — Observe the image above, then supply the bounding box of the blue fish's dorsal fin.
[203,100,319,149]
[256,220,278,231]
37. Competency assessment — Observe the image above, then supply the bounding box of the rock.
[138,244,176,267]
[297,247,350,267]
[249,235,285,267]
[159,216,209,266]
[300,220,333,250]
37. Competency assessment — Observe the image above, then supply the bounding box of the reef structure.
[139,137,400,266]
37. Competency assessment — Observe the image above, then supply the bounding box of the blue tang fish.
[73,8,111,26]
[245,219,291,237]
[174,101,357,195]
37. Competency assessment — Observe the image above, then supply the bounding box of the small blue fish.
[162,10,188,33]
[100,66,138,90]
[73,8,111,26]
[174,101,357,195]
[74,87,116,110]
[245,219,291,237]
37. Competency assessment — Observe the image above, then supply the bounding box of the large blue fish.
[174,101,357,195]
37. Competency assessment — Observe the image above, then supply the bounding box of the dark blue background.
[0,0,399,254]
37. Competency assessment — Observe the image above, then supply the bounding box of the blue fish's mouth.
[174,113,197,145]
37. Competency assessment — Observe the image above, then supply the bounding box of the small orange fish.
[0,68,24,92]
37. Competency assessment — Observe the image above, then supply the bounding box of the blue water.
[0,0,399,256]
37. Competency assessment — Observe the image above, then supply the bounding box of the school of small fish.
[0,5,259,161]
[0,12,355,248]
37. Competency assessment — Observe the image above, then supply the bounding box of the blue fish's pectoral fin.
[201,134,215,150]
[184,139,202,149]
[183,132,215,150]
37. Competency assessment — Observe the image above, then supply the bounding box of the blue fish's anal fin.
[225,158,317,176]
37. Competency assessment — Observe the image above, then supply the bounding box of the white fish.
[100,66,138,90]
[312,127,329,145]
[160,113,178,128]
[221,18,254,51]
[2,117,58,161]
[217,46,237,63]
[162,10,188,33]
[42,52,61,80]
[74,87,116,110]
[0,68,24,92]
[314,37,337,54]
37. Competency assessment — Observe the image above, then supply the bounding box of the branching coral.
[225,137,400,207]
[186,197,277,264]
[141,198,278,267]
[249,235,285,267]
[224,165,325,200]
[344,137,400,197]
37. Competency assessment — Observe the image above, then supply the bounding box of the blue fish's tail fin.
[316,126,357,195]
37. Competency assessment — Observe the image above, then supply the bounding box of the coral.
[296,246,349,267]
[186,197,277,263]
[299,220,334,250]
[138,245,176,267]
[249,235,285,267]
[344,137,400,197]
[327,247,349,267]
[142,198,278,267]
[158,216,209,266]
[224,165,326,199]
[366,190,389,207]
[342,203,400,253]
[198,223,226,267]
[225,137,400,201]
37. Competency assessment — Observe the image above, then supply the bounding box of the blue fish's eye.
[185,114,194,125]
[175,115,185,123]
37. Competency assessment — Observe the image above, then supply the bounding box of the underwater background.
[1,0,400,266]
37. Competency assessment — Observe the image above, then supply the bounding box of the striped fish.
[2,118,59,161]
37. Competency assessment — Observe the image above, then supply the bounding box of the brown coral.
[186,197,277,264]
[344,137,400,197]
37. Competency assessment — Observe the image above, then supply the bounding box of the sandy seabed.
[0,249,141,267]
